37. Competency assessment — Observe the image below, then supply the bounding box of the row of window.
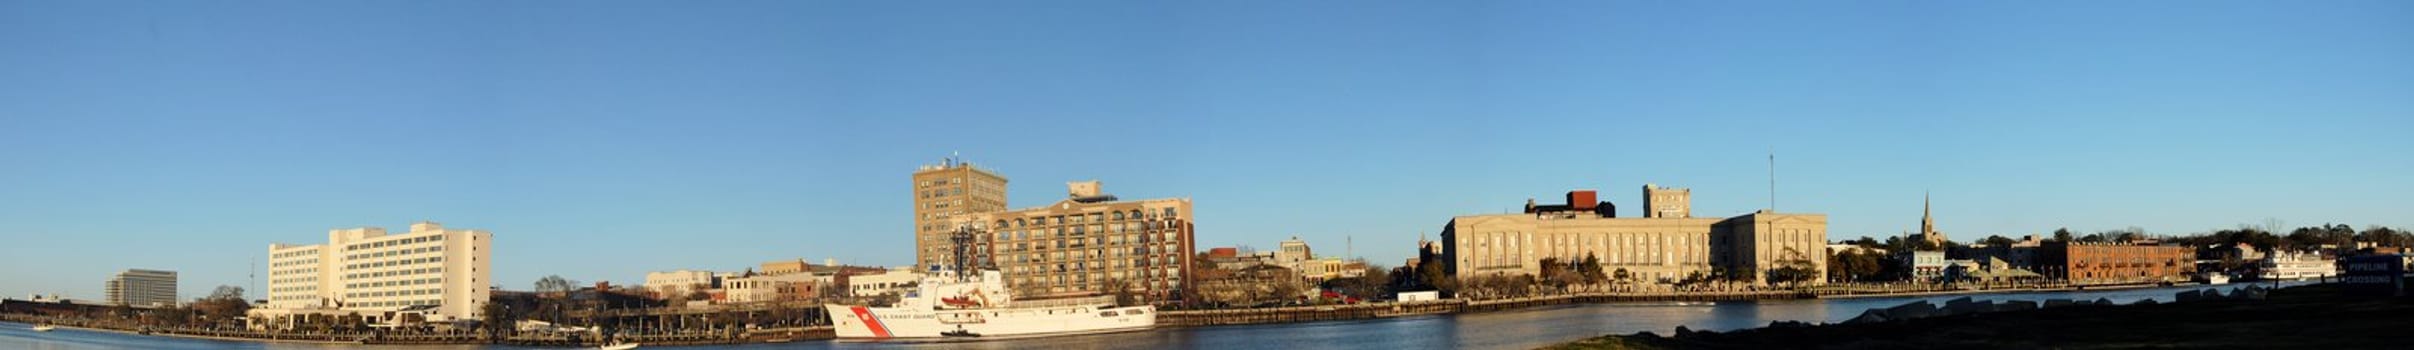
[1039,232,1177,246]
[1005,257,1182,274]
[347,266,444,280]
[272,258,318,267]
[348,245,445,262]
[354,299,441,308]
[994,223,1180,241]
[1012,270,1183,288]
[273,249,320,259]
[998,243,1183,261]
[921,187,968,199]
[992,209,1179,229]
[347,256,444,270]
[271,267,319,276]
[346,277,444,290]
[346,287,444,299]
[345,234,443,252]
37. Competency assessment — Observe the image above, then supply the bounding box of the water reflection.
[4,283,2299,350]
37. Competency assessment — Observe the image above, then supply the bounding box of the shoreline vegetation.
[1543,283,2408,350]
[4,281,2205,347]
[1,313,827,347]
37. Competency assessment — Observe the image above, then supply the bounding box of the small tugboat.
[31,324,55,332]
[599,342,640,350]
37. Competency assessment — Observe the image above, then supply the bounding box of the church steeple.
[1921,192,1933,234]
[1917,192,1945,245]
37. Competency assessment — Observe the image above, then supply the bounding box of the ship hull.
[826,304,1155,340]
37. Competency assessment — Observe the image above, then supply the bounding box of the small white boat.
[32,325,56,332]
[598,342,639,350]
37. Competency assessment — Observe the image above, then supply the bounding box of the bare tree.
[535,275,579,294]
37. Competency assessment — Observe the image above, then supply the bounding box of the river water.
[0,283,2295,350]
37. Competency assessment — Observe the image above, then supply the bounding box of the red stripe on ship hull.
[849,306,891,338]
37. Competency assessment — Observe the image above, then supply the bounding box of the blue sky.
[3,1,2408,301]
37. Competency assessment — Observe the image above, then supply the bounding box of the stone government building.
[1440,184,1828,286]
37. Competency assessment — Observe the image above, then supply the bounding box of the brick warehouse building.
[2036,241,2196,284]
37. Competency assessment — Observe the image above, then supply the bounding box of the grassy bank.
[1545,283,2411,349]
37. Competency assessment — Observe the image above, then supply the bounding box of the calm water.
[1,283,2297,350]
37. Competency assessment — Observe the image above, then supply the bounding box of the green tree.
[1979,235,2017,247]
[2052,228,2075,243]
[482,301,515,341]
[1536,257,1568,287]
[1334,265,1393,301]
[2360,226,2408,247]
[1826,249,1884,283]
[191,285,251,326]
[1577,253,1607,284]
[1764,248,1819,286]
[2286,227,2326,249]
[1101,278,1139,307]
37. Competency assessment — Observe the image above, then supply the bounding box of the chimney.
[1567,190,1598,210]
[1068,180,1103,198]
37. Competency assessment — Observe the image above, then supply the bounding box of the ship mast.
[948,223,986,283]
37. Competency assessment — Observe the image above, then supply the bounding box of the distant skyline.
[3,1,2409,301]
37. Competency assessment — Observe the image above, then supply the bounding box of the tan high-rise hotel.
[911,156,1009,270]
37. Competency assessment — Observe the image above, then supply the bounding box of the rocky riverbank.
[1543,283,2410,349]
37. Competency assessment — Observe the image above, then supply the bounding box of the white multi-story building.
[643,270,719,300]
[105,269,178,308]
[1276,237,1313,272]
[254,221,493,326]
[724,273,831,303]
[846,268,923,297]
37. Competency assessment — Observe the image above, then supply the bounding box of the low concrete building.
[642,270,718,300]
[723,273,830,303]
[1905,251,1948,282]
[843,268,922,297]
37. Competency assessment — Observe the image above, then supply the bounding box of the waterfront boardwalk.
[0,282,2176,346]
[1163,290,1808,327]
[0,313,831,347]
[1159,281,2148,327]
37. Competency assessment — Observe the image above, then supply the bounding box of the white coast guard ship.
[825,270,1155,340]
